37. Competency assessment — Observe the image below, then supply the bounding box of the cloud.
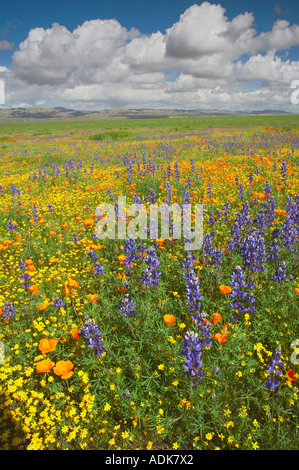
[6,2,299,111]
[0,40,14,50]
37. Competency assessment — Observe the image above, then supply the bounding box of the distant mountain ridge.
[0,106,291,123]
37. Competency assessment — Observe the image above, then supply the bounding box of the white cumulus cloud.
[5,2,299,111]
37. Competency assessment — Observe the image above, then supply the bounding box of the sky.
[1,0,299,111]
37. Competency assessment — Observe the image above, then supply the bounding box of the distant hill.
[0,106,291,123]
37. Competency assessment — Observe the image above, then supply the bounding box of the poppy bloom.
[118,254,127,266]
[36,358,55,373]
[27,285,39,294]
[64,277,79,297]
[53,360,74,379]
[214,324,229,343]
[39,300,51,311]
[83,219,94,227]
[163,314,176,326]
[67,277,79,289]
[70,329,80,340]
[295,288,299,295]
[39,338,58,354]
[219,285,232,294]
[286,369,297,382]
[87,294,99,303]
[213,313,222,324]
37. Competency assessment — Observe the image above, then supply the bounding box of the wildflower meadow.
[0,117,298,450]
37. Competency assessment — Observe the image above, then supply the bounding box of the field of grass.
[0,115,298,450]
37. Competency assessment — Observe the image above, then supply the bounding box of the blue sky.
[1,1,299,110]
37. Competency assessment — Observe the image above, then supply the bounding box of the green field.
[0,114,299,137]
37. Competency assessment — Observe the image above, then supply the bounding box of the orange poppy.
[118,254,127,265]
[219,285,232,294]
[39,300,51,311]
[67,277,79,289]
[53,360,74,379]
[286,369,297,382]
[36,358,55,373]
[70,329,80,340]
[295,288,299,295]
[213,313,222,324]
[83,218,94,226]
[163,314,176,326]
[214,324,229,344]
[87,294,99,303]
[39,338,58,354]
[27,285,39,294]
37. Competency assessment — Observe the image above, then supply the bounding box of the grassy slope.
[0,114,299,136]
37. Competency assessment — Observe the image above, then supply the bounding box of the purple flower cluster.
[1,302,17,320]
[271,261,288,282]
[141,245,161,288]
[184,270,203,312]
[181,331,203,387]
[79,316,105,356]
[118,294,136,318]
[240,230,267,272]
[52,297,66,309]
[122,238,138,275]
[229,266,256,317]
[191,310,213,348]
[87,250,98,262]
[19,259,31,289]
[6,220,18,231]
[94,261,104,277]
[263,345,284,395]
[202,233,223,266]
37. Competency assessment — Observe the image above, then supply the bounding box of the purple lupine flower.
[174,161,180,180]
[202,233,223,266]
[165,182,172,202]
[149,188,156,204]
[94,262,104,276]
[229,266,256,316]
[255,203,266,235]
[271,261,288,282]
[266,196,276,227]
[280,216,298,253]
[181,331,203,387]
[207,182,212,199]
[141,245,161,287]
[240,230,267,272]
[1,302,17,320]
[184,270,203,312]
[6,220,18,231]
[79,315,105,356]
[280,159,287,182]
[268,235,280,261]
[221,200,230,223]
[264,180,272,196]
[118,294,136,317]
[87,250,98,261]
[52,297,66,309]
[191,310,212,348]
[122,238,138,275]
[238,183,244,200]
[263,345,284,395]
[182,252,196,278]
